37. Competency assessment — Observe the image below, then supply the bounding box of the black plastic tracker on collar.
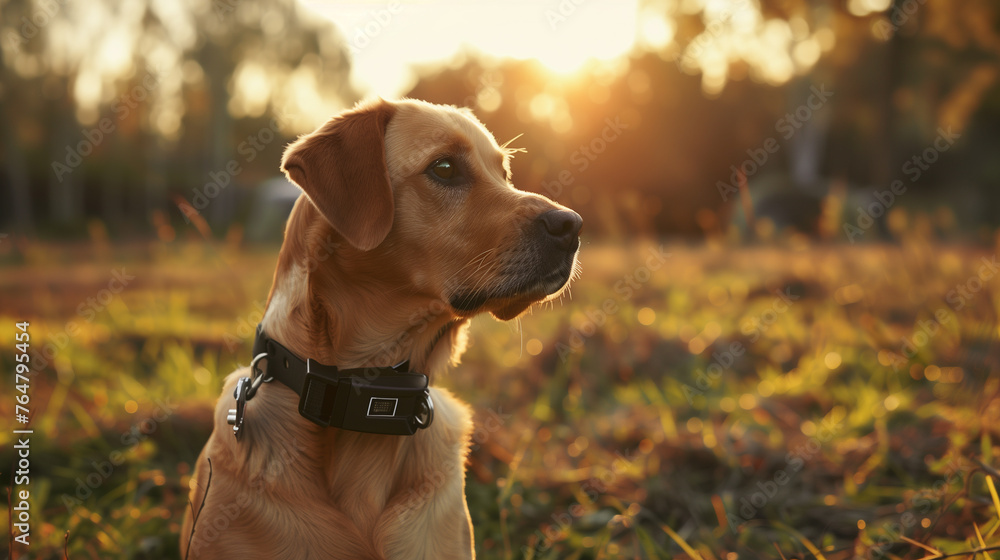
[250,325,434,436]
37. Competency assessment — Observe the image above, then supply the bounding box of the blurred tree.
[2,0,999,238]
[0,0,357,235]
[0,9,33,233]
[406,55,781,237]
[404,0,1000,237]
[643,0,1000,214]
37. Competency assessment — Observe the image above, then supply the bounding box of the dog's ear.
[281,99,397,251]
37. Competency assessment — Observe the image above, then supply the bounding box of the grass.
[1,232,999,559]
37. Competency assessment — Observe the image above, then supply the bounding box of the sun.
[300,0,641,96]
[502,1,640,75]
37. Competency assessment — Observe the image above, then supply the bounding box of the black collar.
[226,325,434,440]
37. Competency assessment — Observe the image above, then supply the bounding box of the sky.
[23,0,840,134]
[298,0,644,97]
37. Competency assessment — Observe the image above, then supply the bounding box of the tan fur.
[182,99,580,559]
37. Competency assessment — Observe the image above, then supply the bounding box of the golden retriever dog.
[181,98,582,559]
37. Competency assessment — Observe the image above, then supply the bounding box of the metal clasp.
[227,353,271,441]
[227,376,251,440]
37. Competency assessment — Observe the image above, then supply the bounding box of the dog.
[181,98,582,559]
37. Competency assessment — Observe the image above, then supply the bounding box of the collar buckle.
[298,359,344,427]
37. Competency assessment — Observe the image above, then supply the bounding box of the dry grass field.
[2,234,999,559]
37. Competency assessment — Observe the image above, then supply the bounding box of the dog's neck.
[259,199,465,378]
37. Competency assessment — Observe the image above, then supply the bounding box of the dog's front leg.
[376,472,475,560]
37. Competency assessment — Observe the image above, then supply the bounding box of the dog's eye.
[428,158,456,181]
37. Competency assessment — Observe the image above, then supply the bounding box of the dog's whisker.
[516,317,523,358]
[439,248,497,294]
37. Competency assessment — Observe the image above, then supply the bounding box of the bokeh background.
[1,0,1000,558]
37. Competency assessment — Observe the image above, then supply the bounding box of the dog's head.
[281,98,581,321]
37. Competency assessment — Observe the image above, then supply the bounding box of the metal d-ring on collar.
[246,352,272,400]
[226,324,434,441]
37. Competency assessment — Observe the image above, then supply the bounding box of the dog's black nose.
[537,210,583,250]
